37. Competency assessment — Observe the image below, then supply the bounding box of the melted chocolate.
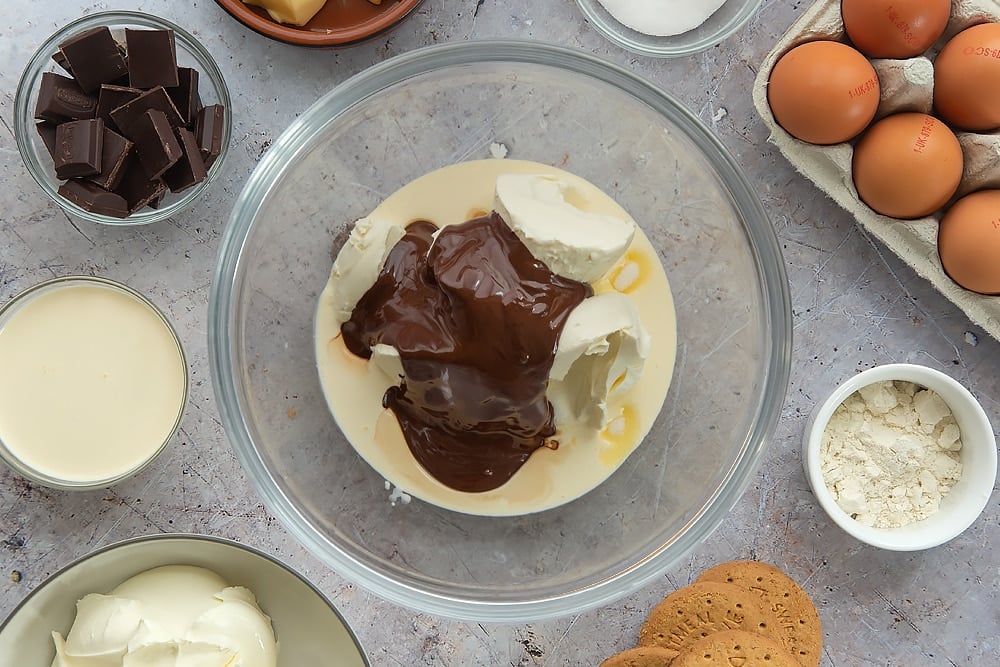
[342,213,591,492]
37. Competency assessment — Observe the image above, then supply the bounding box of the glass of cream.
[0,276,187,489]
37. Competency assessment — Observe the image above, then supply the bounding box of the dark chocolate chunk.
[109,86,184,135]
[131,109,182,179]
[85,127,133,191]
[114,153,167,213]
[167,67,202,125]
[125,29,179,89]
[58,26,128,93]
[52,50,73,76]
[36,122,58,159]
[96,84,142,130]
[164,128,208,193]
[34,72,97,122]
[194,104,225,167]
[58,179,129,218]
[54,118,104,179]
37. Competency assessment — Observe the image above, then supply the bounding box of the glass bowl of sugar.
[575,0,762,58]
[803,363,997,551]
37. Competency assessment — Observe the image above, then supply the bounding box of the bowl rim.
[802,363,998,551]
[0,275,189,490]
[12,10,232,227]
[0,533,371,667]
[213,0,425,47]
[208,38,792,621]
[575,0,763,58]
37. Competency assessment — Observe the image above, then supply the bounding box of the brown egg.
[852,113,963,219]
[767,40,880,145]
[842,0,951,59]
[938,190,1000,294]
[935,23,1000,131]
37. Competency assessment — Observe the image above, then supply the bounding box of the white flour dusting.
[596,0,729,37]
[820,380,963,528]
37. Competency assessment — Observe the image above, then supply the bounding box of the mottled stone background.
[1,1,997,665]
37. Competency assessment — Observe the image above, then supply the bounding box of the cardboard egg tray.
[752,0,1000,341]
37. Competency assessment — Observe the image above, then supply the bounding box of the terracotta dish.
[215,0,424,47]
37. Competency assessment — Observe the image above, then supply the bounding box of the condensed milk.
[0,277,187,488]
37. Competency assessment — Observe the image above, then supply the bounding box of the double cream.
[0,279,186,486]
[51,565,277,667]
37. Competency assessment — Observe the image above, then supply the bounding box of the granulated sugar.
[820,380,963,528]
[596,0,728,37]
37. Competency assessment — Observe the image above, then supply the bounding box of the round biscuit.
[670,629,801,667]
[638,581,770,654]
[599,646,679,667]
[696,561,822,667]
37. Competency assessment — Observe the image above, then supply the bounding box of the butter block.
[242,0,326,26]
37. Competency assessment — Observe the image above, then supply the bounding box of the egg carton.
[752,0,1000,341]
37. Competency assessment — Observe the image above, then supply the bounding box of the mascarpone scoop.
[51,565,277,667]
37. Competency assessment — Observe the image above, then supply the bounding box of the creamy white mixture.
[51,565,277,667]
[596,0,729,37]
[820,380,963,528]
[315,159,677,516]
[0,282,186,484]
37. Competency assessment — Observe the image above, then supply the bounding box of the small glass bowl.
[803,364,997,551]
[0,276,188,490]
[576,0,762,58]
[13,11,232,226]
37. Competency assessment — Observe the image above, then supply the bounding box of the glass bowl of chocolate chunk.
[209,41,792,622]
[14,11,231,225]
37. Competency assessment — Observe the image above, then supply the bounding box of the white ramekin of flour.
[803,364,997,551]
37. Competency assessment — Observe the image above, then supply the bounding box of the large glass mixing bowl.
[209,41,792,622]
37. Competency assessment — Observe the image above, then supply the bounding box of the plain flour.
[820,380,963,528]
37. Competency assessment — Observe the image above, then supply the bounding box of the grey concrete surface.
[1,1,998,665]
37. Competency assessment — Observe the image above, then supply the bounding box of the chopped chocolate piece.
[36,122,58,159]
[114,153,167,213]
[130,109,182,179]
[54,118,104,179]
[85,127,133,191]
[58,179,129,218]
[58,26,128,93]
[147,191,166,209]
[125,29,179,89]
[34,72,97,122]
[164,128,208,193]
[194,104,225,167]
[109,86,184,134]
[52,50,73,76]
[96,84,142,130]
[167,67,202,125]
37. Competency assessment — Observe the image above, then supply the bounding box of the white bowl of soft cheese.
[0,534,369,667]
[803,364,997,551]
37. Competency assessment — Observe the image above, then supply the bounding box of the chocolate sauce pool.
[341,213,592,492]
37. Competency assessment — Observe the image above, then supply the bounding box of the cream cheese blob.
[315,159,677,516]
[0,280,186,486]
[51,565,277,667]
[596,0,729,37]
